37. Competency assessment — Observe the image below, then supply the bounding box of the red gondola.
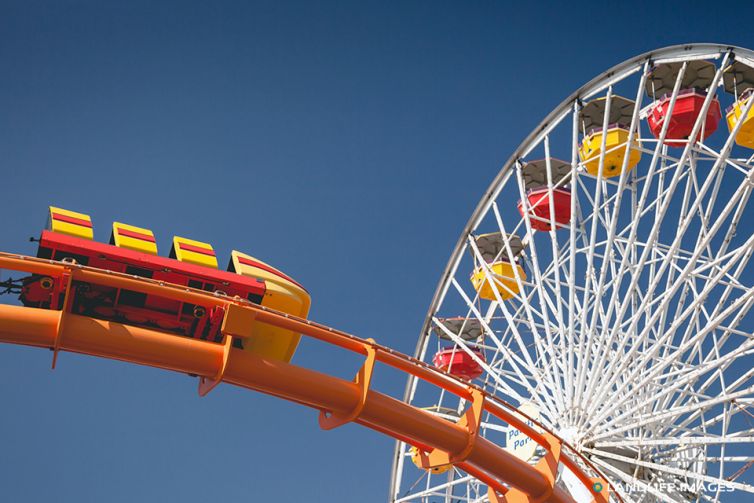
[517,187,572,232]
[647,89,721,144]
[432,346,485,381]
[645,61,721,146]
[517,159,572,232]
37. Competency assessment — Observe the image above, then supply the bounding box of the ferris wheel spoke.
[585,447,754,494]
[695,141,754,175]
[586,179,754,414]
[469,224,566,411]
[589,456,678,503]
[664,354,754,410]
[665,245,754,368]
[431,316,526,403]
[577,184,626,233]
[573,82,617,405]
[685,158,719,261]
[593,433,754,448]
[624,268,752,391]
[587,60,733,402]
[504,174,567,402]
[589,381,754,442]
[587,286,754,434]
[614,171,689,239]
[565,101,582,419]
[630,238,751,375]
[448,278,560,414]
[679,407,753,444]
[719,189,753,259]
[542,137,567,334]
[394,474,476,503]
[668,371,754,437]
[675,354,754,417]
[589,145,688,376]
[591,339,754,438]
[582,67,649,355]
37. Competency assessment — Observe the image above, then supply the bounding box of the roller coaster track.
[0,252,613,503]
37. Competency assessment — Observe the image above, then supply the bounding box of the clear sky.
[1,1,753,502]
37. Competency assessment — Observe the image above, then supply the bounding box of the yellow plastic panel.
[579,127,642,178]
[111,222,158,255]
[410,446,452,474]
[471,261,526,301]
[229,250,311,362]
[726,96,754,149]
[170,236,218,268]
[48,206,94,240]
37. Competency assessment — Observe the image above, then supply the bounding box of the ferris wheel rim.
[390,42,754,502]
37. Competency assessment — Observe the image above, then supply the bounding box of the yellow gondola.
[470,233,527,301]
[723,62,754,149]
[579,127,642,177]
[578,96,642,178]
[471,260,527,301]
[726,89,754,148]
[409,445,452,474]
[409,406,460,474]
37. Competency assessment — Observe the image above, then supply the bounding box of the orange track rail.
[0,252,612,503]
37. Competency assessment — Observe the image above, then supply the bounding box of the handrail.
[0,252,612,502]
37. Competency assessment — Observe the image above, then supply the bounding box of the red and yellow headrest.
[170,236,218,268]
[48,206,94,240]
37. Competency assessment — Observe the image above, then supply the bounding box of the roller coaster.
[0,210,608,503]
[2,44,754,502]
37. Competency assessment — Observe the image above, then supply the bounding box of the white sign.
[505,402,541,461]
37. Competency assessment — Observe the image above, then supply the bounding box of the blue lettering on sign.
[507,419,536,444]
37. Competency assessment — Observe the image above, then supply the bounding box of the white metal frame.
[390,44,754,503]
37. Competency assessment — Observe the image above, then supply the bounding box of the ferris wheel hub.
[557,426,585,448]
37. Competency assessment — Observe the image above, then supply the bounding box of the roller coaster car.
[19,207,311,362]
[645,61,721,145]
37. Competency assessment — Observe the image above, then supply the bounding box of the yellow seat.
[48,206,94,240]
[170,236,218,269]
[579,127,642,178]
[111,222,158,255]
[471,261,526,301]
[726,95,754,149]
[409,445,452,474]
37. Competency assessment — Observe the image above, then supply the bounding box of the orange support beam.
[319,340,376,430]
[0,303,574,501]
[51,271,72,369]
[419,387,484,469]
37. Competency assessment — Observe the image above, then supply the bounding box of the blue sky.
[1,1,753,502]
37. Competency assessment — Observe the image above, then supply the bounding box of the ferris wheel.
[390,44,754,503]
